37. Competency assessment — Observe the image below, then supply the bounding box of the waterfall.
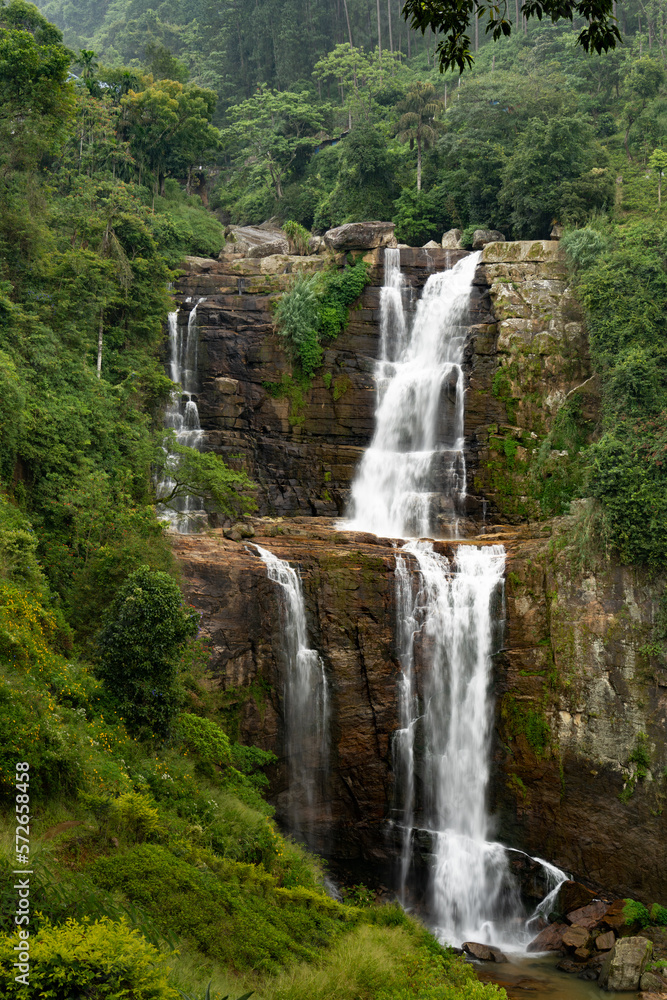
[396,540,515,945]
[157,300,206,532]
[348,249,564,950]
[347,250,480,539]
[254,545,329,845]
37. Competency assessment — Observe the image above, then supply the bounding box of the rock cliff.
[172,239,667,903]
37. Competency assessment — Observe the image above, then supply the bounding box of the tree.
[0,0,74,169]
[222,86,327,200]
[395,81,443,192]
[97,565,199,737]
[649,148,667,205]
[401,0,622,73]
[155,437,256,520]
[498,114,608,237]
[121,79,219,197]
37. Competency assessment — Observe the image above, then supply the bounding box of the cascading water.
[347,249,478,539]
[254,545,329,846]
[157,300,206,532]
[348,248,566,949]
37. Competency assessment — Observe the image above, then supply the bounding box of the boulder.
[422,240,440,249]
[550,223,564,240]
[640,970,667,992]
[323,221,396,251]
[554,881,598,917]
[562,925,592,951]
[307,235,325,254]
[595,930,616,951]
[247,237,290,258]
[599,936,653,992]
[602,898,631,934]
[567,900,609,929]
[462,942,508,963]
[224,224,289,257]
[527,922,568,952]
[442,228,463,249]
[472,228,505,250]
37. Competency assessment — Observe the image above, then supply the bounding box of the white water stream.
[347,249,476,538]
[254,545,329,845]
[348,249,566,949]
[157,300,206,532]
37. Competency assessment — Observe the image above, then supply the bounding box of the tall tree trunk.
[97,309,104,378]
[515,0,520,28]
[342,0,354,46]
[659,172,662,207]
[475,10,479,50]
[376,0,383,78]
[417,134,422,192]
[388,0,394,54]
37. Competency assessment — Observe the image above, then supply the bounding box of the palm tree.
[396,82,443,192]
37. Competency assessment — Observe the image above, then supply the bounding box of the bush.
[0,917,179,999]
[273,259,370,379]
[650,903,667,926]
[623,898,651,928]
[110,791,161,841]
[90,843,354,973]
[176,713,231,774]
[97,566,199,737]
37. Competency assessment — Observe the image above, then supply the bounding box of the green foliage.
[561,226,609,270]
[283,220,310,255]
[176,713,231,773]
[0,916,179,999]
[157,439,257,522]
[629,732,651,779]
[502,696,551,757]
[572,222,667,566]
[274,260,370,378]
[623,898,651,928]
[89,843,354,973]
[110,791,161,841]
[274,274,322,378]
[97,566,199,737]
[650,903,667,926]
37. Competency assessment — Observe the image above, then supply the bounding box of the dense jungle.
[1,0,667,997]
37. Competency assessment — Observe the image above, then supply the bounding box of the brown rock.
[567,900,609,929]
[596,930,616,951]
[562,925,592,950]
[472,228,505,250]
[323,221,396,250]
[555,881,598,916]
[574,946,592,960]
[462,942,508,963]
[527,922,568,952]
[640,971,667,993]
[603,898,631,934]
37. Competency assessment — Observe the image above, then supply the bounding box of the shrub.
[561,226,608,270]
[650,903,667,926]
[283,220,310,254]
[90,843,354,973]
[623,898,651,928]
[110,791,161,841]
[97,566,199,738]
[176,713,231,774]
[0,917,179,999]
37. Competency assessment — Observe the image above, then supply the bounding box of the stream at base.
[475,954,605,1000]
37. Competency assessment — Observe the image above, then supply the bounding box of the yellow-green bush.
[0,917,179,999]
[89,843,356,973]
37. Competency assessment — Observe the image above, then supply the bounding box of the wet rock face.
[173,240,667,903]
[175,245,490,522]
